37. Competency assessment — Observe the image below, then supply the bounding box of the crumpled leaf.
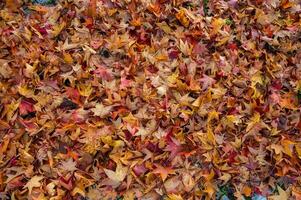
[23,176,44,194]
[103,162,128,183]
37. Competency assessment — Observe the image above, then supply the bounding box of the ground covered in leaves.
[0,0,301,199]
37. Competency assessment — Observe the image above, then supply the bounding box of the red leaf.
[19,100,35,115]
[133,164,147,176]
[165,137,182,161]
[66,87,80,102]
[93,66,113,81]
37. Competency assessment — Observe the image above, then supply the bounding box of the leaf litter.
[0,0,301,199]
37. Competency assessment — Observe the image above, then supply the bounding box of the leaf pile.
[0,0,301,199]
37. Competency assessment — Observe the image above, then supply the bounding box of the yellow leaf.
[5,100,20,121]
[270,144,283,155]
[91,103,112,118]
[155,53,168,62]
[203,181,215,198]
[216,36,230,46]
[269,185,288,200]
[107,8,117,16]
[178,40,192,56]
[296,143,301,159]
[18,85,35,98]
[156,22,172,34]
[203,169,215,182]
[175,9,190,27]
[20,149,34,164]
[246,112,260,132]
[51,22,66,38]
[207,111,219,123]
[281,139,295,157]
[63,53,73,64]
[231,137,242,149]
[122,113,138,125]
[167,194,183,200]
[210,87,227,99]
[208,130,216,146]
[167,72,179,86]
[23,176,44,194]
[211,18,225,35]
[71,187,85,197]
[251,72,264,99]
[103,162,128,183]
[192,96,202,107]
[219,173,231,183]
[224,115,242,128]
[77,83,92,97]
[22,27,32,41]
[113,140,125,150]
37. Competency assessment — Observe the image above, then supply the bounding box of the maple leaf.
[77,83,93,97]
[251,72,265,99]
[5,100,20,121]
[199,75,216,90]
[153,164,175,182]
[178,40,192,56]
[18,85,35,98]
[6,0,20,11]
[91,103,112,118]
[165,137,182,161]
[182,172,195,192]
[63,52,73,64]
[219,173,231,184]
[93,66,113,81]
[19,100,35,115]
[23,176,44,194]
[135,126,149,138]
[175,9,190,27]
[246,112,261,132]
[59,158,77,172]
[50,22,66,38]
[167,193,184,200]
[269,185,288,200]
[87,0,97,18]
[156,22,172,34]
[280,139,295,157]
[56,39,80,51]
[103,162,128,183]
[120,76,132,89]
[211,18,225,35]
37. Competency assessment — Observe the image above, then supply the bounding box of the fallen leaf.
[23,176,44,194]
[104,162,128,183]
[153,165,175,182]
[91,103,113,118]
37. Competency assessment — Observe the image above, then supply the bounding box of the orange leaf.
[88,0,97,18]
[242,186,252,197]
[153,165,175,181]
[175,9,190,27]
